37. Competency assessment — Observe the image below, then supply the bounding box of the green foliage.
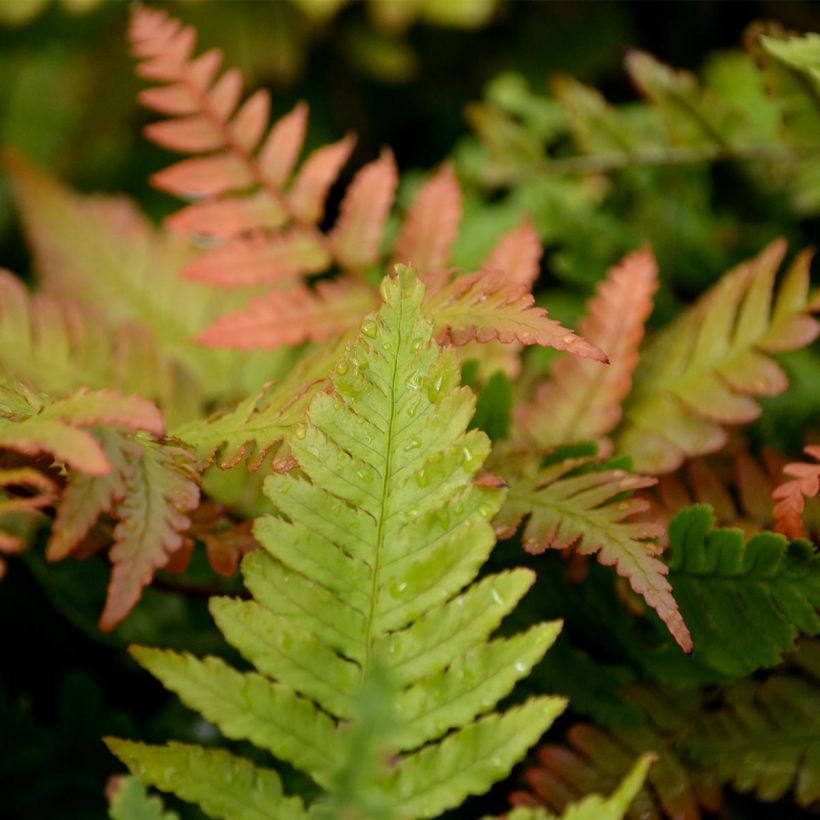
[667,505,820,678]
[2,7,820,819]
[107,267,565,818]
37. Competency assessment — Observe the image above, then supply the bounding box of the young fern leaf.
[107,266,566,818]
[667,504,820,677]
[517,248,658,451]
[616,240,820,474]
[772,444,820,538]
[494,455,691,652]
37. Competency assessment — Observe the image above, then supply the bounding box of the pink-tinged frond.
[166,192,288,237]
[518,248,657,450]
[0,422,110,476]
[47,430,134,562]
[258,101,309,186]
[181,229,330,286]
[481,220,542,288]
[0,388,164,476]
[496,458,691,652]
[151,153,254,198]
[618,240,820,474]
[196,277,375,350]
[42,389,165,437]
[772,445,820,539]
[426,270,607,360]
[100,441,199,631]
[330,149,398,272]
[394,163,462,277]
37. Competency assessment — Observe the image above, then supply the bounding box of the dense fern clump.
[0,6,819,819]
[107,266,568,817]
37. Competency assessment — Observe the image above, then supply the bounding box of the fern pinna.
[107,267,569,818]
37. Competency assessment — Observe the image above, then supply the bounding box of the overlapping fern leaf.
[0,380,202,630]
[106,266,566,819]
[616,240,819,473]
[493,450,691,653]
[129,7,604,368]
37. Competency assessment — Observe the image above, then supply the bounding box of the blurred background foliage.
[1,1,819,817]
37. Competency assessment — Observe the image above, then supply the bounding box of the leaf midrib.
[361,297,405,681]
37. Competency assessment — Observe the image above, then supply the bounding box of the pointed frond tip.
[109,265,564,817]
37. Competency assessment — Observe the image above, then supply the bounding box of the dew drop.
[562,334,574,345]
[514,660,527,673]
[415,467,429,487]
[293,423,307,440]
[490,588,503,605]
[411,338,423,351]
[361,319,378,338]
[478,503,494,519]
[403,437,421,451]
[336,360,349,375]
[382,341,392,351]
[427,372,445,402]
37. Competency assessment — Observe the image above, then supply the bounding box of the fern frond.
[129,7,360,279]
[616,240,819,473]
[108,266,565,818]
[667,504,820,677]
[772,444,820,538]
[426,270,607,360]
[518,248,657,451]
[495,455,690,652]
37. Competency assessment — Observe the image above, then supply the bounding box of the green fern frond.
[667,504,820,678]
[107,265,565,818]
